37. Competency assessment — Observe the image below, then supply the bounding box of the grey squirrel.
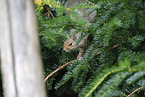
[63,10,96,59]
[63,29,88,59]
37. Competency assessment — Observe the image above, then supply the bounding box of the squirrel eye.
[69,43,72,46]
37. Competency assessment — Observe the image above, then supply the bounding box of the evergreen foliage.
[35,0,145,96]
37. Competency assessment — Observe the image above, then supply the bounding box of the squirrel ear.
[73,35,77,41]
[70,29,76,35]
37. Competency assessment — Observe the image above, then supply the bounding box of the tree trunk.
[0,0,46,97]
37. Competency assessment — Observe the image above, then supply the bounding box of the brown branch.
[88,64,95,74]
[126,87,143,97]
[44,6,55,18]
[47,9,55,18]
[43,60,76,83]
[96,51,102,55]
[86,0,95,5]
[112,44,119,48]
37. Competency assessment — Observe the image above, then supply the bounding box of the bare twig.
[44,6,55,18]
[88,65,95,74]
[127,87,143,97]
[86,0,95,5]
[44,60,76,83]
[112,44,119,48]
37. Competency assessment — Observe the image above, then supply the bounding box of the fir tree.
[36,0,145,96]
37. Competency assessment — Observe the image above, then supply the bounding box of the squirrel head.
[63,29,88,59]
[63,34,78,52]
